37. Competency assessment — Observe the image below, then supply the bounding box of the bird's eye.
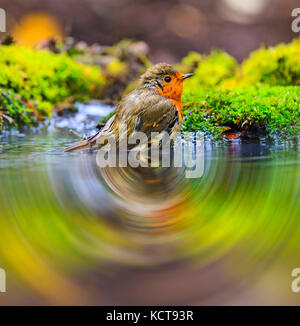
[164,76,172,83]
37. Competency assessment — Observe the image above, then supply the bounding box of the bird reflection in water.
[1,135,298,305]
[98,156,189,232]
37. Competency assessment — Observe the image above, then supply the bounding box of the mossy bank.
[0,45,105,132]
[181,39,300,138]
[183,86,300,138]
[0,39,151,133]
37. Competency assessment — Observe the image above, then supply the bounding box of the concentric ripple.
[0,126,299,304]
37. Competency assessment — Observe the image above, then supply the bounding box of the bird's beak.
[181,73,193,80]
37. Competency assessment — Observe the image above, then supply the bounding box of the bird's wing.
[116,89,179,138]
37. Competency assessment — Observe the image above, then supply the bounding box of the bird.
[64,63,192,152]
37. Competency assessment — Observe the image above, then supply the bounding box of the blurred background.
[1,0,299,62]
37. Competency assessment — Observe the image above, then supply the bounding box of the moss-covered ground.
[0,45,105,131]
[180,39,300,138]
[0,39,149,132]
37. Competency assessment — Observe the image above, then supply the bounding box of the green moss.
[0,45,105,130]
[179,39,300,137]
[0,90,32,130]
[180,39,300,90]
[175,51,203,74]
[187,50,238,90]
[106,58,128,77]
[182,86,300,138]
[238,38,300,87]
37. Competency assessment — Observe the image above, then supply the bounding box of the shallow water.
[0,103,299,305]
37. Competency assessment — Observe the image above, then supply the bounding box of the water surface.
[0,103,299,305]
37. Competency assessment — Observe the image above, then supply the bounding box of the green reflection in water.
[0,133,299,305]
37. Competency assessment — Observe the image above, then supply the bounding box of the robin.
[65,63,192,152]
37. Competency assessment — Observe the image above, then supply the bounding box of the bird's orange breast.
[156,78,184,123]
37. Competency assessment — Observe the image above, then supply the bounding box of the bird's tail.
[64,115,115,152]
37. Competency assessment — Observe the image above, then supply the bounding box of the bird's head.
[138,63,193,102]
